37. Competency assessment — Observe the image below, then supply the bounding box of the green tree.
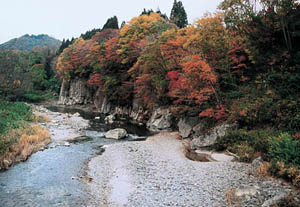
[102,16,119,30]
[57,38,75,55]
[81,29,101,40]
[170,0,188,28]
[29,64,48,90]
[141,8,154,16]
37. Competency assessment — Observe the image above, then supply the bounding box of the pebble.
[87,133,293,207]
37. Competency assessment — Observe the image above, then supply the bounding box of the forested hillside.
[0,47,60,102]
[0,34,61,52]
[0,34,61,101]
[57,0,300,187]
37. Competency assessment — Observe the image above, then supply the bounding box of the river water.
[0,106,148,207]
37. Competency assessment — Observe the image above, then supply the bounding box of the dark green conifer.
[102,16,119,30]
[170,0,188,28]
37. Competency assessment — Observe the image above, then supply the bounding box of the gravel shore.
[88,132,292,207]
[32,105,89,142]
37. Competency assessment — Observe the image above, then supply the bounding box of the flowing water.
[0,106,148,207]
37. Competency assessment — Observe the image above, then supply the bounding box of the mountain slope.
[0,34,61,51]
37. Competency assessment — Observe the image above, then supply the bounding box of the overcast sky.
[0,0,222,44]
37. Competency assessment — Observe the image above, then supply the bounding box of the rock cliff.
[58,79,93,105]
[58,78,230,143]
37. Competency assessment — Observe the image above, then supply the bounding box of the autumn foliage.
[56,1,300,131]
[56,12,230,118]
[167,55,217,105]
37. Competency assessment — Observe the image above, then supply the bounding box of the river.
[0,105,148,207]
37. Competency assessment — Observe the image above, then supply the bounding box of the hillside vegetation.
[0,33,61,102]
[0,48,60,102]
[0,34,61,52]
[56,0,300,187]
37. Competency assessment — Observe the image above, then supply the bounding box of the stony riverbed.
[88,132,294,207]
[0,105,296,207]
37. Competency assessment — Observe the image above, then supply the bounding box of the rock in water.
[104,114,115,124]
[72,112,80,117]
[105,128,128,140]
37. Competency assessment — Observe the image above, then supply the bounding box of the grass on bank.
[0,101,51,170]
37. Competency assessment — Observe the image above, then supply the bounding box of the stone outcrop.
[58,78,150,125]
[146,108,173,132]
[94,88,112,114]
[105,128,128,139]
[93,88,149,124]
[177,117,200,138]
[58,79,93,105]
[191,124,232,149]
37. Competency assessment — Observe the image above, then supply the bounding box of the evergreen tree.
[120,21,126,29]
[170,0,188,28]
[81,28,101,40]
[57,38,75,55]
[156,8,168,20]
[140,8,168,20]
[102,16,119,30]
[141,8,154,16]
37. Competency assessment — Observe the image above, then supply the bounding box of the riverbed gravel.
[32,105,89,142]
[88,132,293,207]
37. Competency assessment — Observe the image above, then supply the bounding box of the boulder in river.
[104,114,115,124]
[105,128,128,140]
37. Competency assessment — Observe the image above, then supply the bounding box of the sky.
[0,0,222,44]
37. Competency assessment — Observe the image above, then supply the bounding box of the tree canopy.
[170,0,188,28]
[102,16,119,30]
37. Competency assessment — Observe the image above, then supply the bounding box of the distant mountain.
[0,34,61,52]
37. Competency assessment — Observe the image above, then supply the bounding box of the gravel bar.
[87,132,292,207]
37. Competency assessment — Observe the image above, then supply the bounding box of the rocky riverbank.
[32,105,89,143]
[0,105,52,170]
[0,105,118,207]
[87,132,294,207]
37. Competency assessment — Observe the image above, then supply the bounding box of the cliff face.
[58,78,230,146]
[58,79,93,105]
[58,78,149,123]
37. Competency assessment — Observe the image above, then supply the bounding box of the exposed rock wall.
[58,78,231,142]
[58,79,93,105]
[58,78,150,124]
[146,108,173,132]
[94,88,112,114]
[177,117,200,138]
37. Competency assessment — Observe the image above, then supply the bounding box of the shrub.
[273,193,300,207]
[215,129,274,155]
[22,90,57,103]
[268,133,300,187]
[268,133,300,167]
[232,141,256,162]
